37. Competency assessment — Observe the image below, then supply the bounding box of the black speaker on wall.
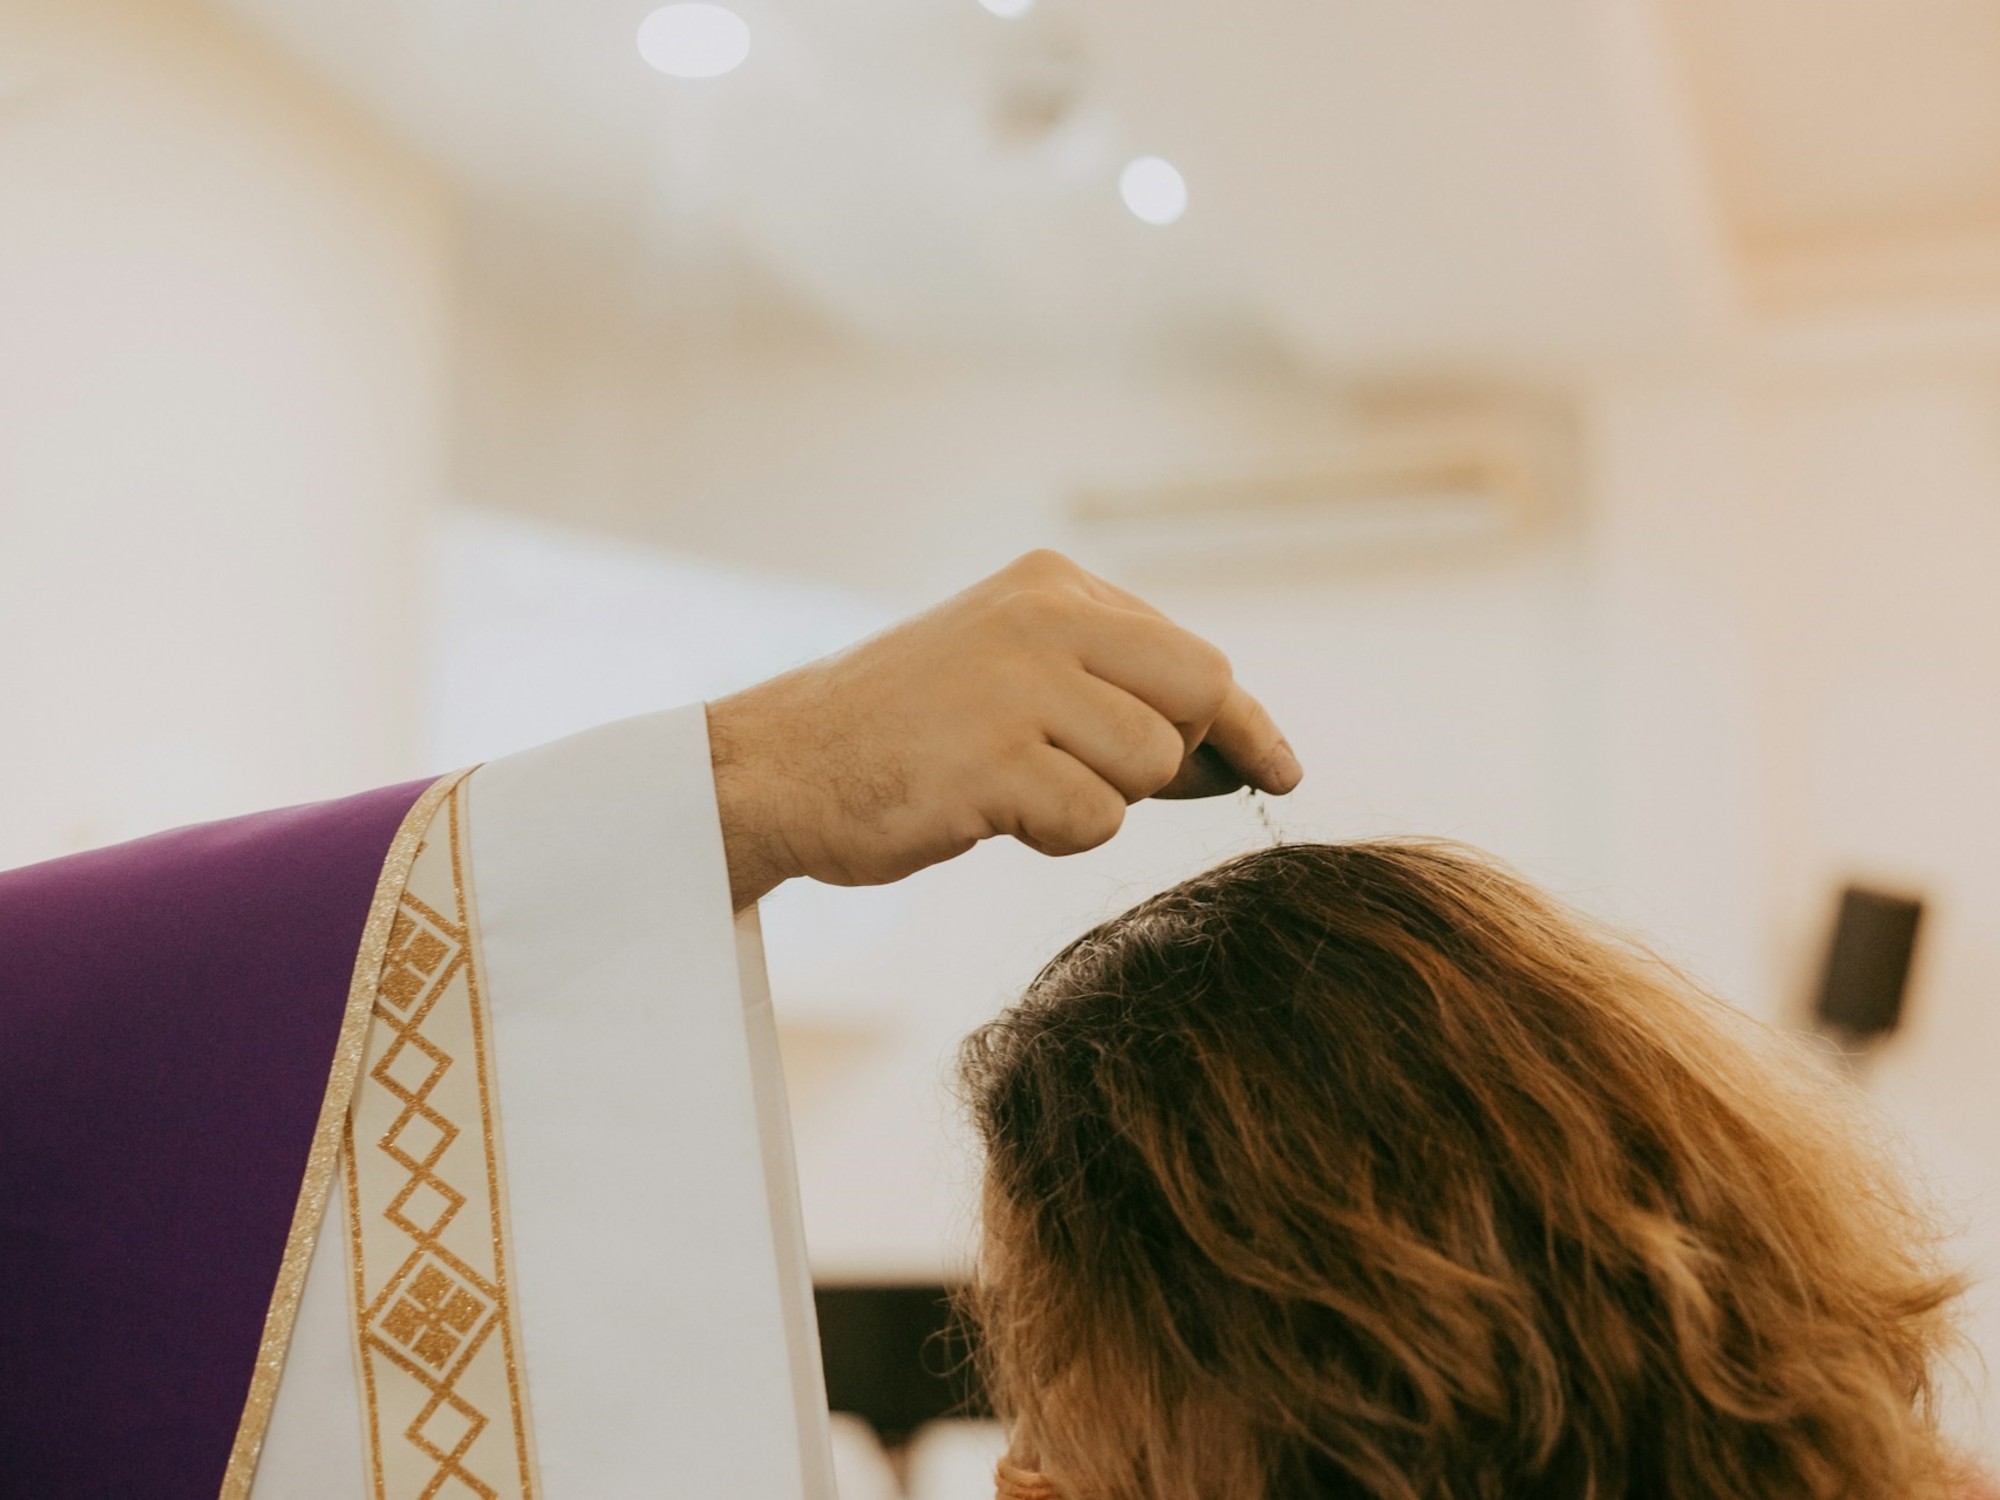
[1813,885,1925,1044]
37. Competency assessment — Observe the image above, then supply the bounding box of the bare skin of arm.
[706,550,1302,911]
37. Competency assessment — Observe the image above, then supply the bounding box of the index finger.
[1070,605,1234,750]
[1152,742,1246,800]
[1068,599,1300,791]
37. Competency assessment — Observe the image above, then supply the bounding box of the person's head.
[960,841,1965,1500]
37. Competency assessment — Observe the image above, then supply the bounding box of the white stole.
[251,707,833,1498]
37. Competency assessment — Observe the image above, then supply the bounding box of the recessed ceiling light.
[637,3,752,79]
[1119,156,1187,226]
[978,0,1035,16]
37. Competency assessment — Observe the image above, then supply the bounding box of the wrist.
[705,695,799,910]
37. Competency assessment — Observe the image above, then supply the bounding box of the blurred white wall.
[428,507,886,770]
[1590,353,2000,1440]
[1746,358,2000,1428]
[0,0,453,868]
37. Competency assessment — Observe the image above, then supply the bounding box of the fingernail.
[1264,739,1302,793]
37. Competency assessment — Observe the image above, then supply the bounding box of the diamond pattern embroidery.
[382,1263,488,1369]
[379,909,454,1012]
[345,793,535,1500]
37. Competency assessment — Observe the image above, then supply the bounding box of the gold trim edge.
[218,768,476,1500]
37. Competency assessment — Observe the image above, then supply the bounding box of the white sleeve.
[253,705,833,1499]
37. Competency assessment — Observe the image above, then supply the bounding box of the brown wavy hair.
[959,841,1967,1499]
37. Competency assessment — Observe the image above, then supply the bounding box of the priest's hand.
[705,550,1301,909]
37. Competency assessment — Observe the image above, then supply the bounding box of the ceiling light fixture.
[978,0,1036,16]
[637,3,752,79]
[1119,156,1187,226]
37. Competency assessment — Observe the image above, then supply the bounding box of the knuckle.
[1114,711,1183,789]
[1025,782,1123,857]
[1010,548,1078,580]
[1067,784,1126,850]
[996,582,1083,637]
[1142,726,1187,789]
[1195,639,1233,697]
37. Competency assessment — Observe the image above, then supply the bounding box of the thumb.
[1152,742,1247,800]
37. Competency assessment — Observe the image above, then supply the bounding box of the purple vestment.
[0,781,431,1498]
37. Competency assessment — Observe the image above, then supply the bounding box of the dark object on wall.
[814,1283,989,1447]
[1813,885,1925,1044]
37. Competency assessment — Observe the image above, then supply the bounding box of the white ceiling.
[1671,0,2000,244]
[211,0,2000,373]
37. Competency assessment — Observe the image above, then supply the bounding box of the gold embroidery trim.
[219,770,471,1500]
[343,779,538,1499]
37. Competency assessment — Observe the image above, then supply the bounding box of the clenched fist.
[706,551,1302,909]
